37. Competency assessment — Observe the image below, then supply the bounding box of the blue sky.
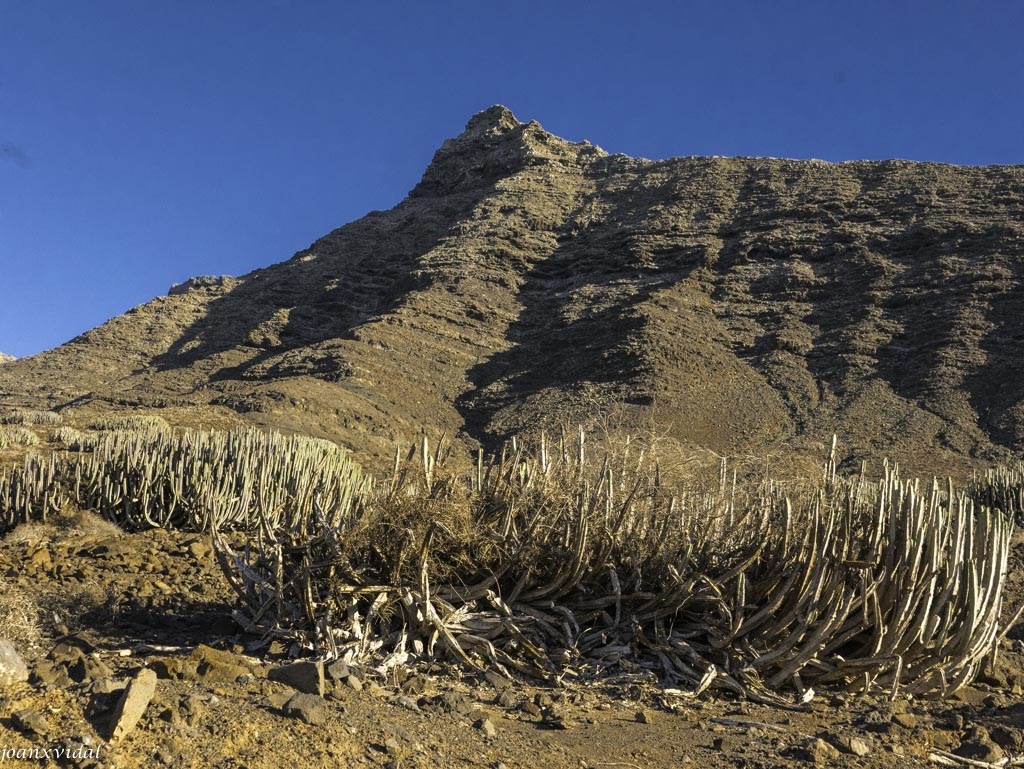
[1,1,1022,357]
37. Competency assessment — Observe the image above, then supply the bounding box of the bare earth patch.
[2,516,1024,768]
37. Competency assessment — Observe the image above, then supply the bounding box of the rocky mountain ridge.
[0,353,13,365]
[2,106,1023,476]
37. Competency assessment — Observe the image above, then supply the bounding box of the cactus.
[1,421,1016,700]
[0,409,63,426]
[214,431,1015,701]
[0,453,69,525]
[969,463,1024,523]
[1,426,368,536]
[87,414,171,432]
[48,426,98,450]
[0,426,40,449]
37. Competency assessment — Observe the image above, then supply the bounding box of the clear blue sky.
[1,1,1022,358]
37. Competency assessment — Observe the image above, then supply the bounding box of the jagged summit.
[464,104,521,135]
[411,106,606,198]
[1,110,1023,476]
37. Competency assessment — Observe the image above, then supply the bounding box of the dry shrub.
[1,508,121,544]
[1,520,53,546]
[42,582,116,634]
[0,585,43,650]
[0,575,115,640]
[52,507,124,540]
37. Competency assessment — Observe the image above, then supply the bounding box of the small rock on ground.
[12,708,51,738]
[846,737,871,757]
[956,725,1004,763]
[810,737,840,764]
[476,718,497,738]
[0,639,28,684]
[110,668,158,741]
[268,659,324,695]
[282,692,328,726]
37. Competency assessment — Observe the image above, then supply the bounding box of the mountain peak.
[463,105,521,136]
[411,106,599,198]
[0,353,14,365]
[410,106,533,197]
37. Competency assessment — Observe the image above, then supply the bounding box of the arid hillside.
[2,106,1023,475]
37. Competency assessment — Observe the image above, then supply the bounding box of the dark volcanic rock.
[2,107,1024,475]
[268,659,324,695]
[956,725,1004,762]
[281,692,328,726]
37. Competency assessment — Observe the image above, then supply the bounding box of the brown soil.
[3,513,1024,769]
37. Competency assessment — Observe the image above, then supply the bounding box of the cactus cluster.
[48,427,98,451]
[0,453,69,526]
[0,409,63,426]
[969,464,1024,523]
[0,426,367,535]
[87,414,170,432]
[0,426,40,450]
[217,431,1015,700]
[0,420,1016,699]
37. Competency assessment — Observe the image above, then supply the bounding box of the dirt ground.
[2,509,1024,769]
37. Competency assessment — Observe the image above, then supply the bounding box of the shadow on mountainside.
[964,235,1024,449]
[149,112,550,389]
[148,197,487,385]
[455,158,715,448]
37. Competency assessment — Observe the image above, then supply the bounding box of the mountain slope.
[2,106,1023,475]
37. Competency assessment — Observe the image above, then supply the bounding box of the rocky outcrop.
[0,353,14,365]
[1,106,1023,475]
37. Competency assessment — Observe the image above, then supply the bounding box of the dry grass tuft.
[0,585,43,650]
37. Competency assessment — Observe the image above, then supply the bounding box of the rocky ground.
[3,509,1024,768]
